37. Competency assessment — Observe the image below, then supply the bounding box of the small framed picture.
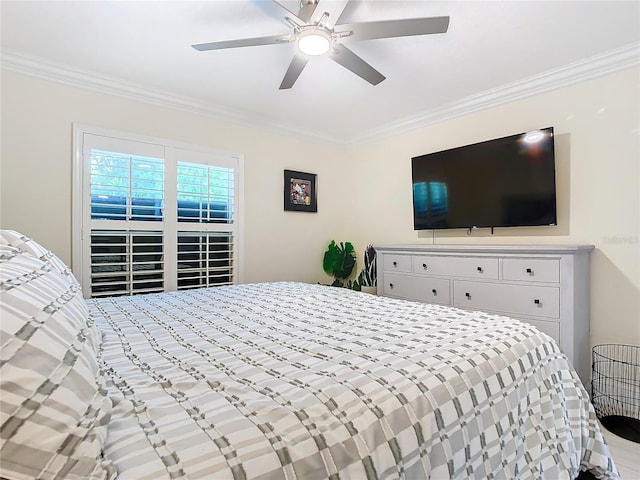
[284,169,317,212]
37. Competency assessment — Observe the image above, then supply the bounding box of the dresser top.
[375,244,595,255]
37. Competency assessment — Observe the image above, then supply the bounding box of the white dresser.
[376,244,594,385]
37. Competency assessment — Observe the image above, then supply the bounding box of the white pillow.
[0,229,78,286]
[0,245,115,480]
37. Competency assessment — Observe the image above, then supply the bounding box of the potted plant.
[323,240,357,288]
[358,244,377,294]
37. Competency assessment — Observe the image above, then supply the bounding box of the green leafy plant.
[358,244,377,288]
[323,240,357,288]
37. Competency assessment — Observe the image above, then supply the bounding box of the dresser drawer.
[502,258,560,283]
[382,254,412,273]
[413,255,499,279]
[383,273,451,305]
[453,281,560,319]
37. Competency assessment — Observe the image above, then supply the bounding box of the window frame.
[72,124,244,298]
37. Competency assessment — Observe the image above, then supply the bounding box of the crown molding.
[2,42,638,146]
[0,49,340,145]
[349,42,640,145]
[0,49,238,119]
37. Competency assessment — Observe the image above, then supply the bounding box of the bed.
[0,230,619,480]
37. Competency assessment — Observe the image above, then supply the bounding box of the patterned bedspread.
[88,282,618,480]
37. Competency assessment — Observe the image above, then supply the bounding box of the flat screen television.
[411,127,557,230]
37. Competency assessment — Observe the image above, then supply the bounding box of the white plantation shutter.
[177,162,234,223]
[90,230,164,297]
[175,160,236,288]
[177,231,234,289]
[74,127,243,298]
[90,151,164,221]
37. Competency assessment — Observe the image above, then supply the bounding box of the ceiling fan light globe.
[298,31,331,56]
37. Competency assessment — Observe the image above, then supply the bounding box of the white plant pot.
[361,286,377,295]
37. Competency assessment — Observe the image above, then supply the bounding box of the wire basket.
[591,344,640,443]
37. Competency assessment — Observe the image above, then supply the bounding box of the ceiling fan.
[192,0,449,89]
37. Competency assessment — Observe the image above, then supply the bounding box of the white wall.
[0,71,348,285]
[1,67,638,347]
[343,67,640,346]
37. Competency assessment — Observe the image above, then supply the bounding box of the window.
[73,126,243,298]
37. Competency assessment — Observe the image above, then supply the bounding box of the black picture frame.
[284,169,317,212]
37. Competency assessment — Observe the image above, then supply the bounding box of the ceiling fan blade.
[260,0,306,27]
[192,34,292,51]
[310,0,350,29]
[335,16,450,42]
[329,44,385,86]
[279,53,310,90]
[297,1,318,23]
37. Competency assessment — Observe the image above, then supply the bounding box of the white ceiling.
[2,1,639,144]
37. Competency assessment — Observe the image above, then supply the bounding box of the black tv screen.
[412,127,557,230]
